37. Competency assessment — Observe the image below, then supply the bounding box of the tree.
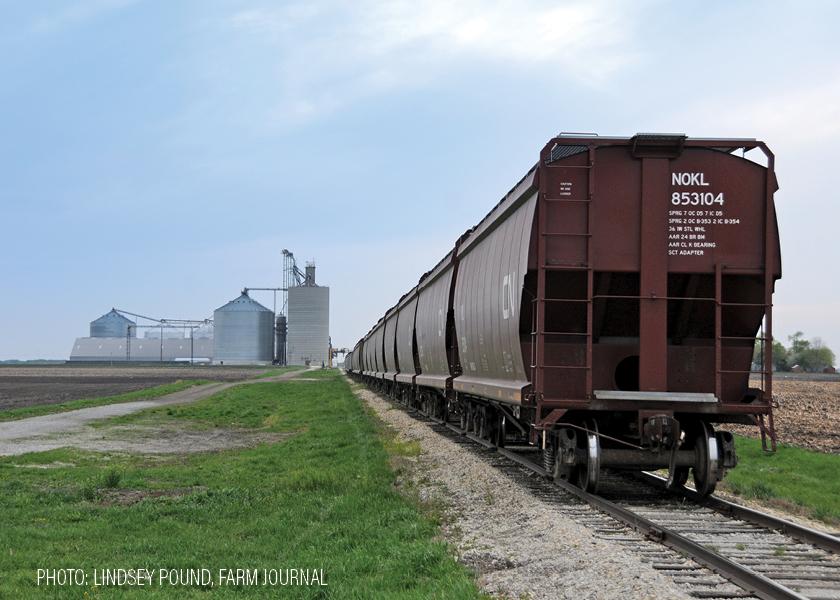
[786,333,836,372]
[788,331,810,355]
[771,340,790,371]
[796,338,835,372]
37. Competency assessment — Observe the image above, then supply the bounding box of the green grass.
[250,365,308,379]
[0,369,480,598]
[722,435,840,525]
[0,380,209,422]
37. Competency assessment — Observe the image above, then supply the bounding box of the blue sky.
[1,0,839,359]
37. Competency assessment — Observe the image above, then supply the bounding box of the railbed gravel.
[355,385,693,600]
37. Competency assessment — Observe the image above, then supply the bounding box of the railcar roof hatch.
[630,133,687,158]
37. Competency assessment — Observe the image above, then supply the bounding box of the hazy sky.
[1,0,838,360]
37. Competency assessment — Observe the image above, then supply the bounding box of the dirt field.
[735,376,840,453]
[0,365,272,411]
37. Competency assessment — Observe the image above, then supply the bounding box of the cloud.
[224,0,642,127]
[29,0,138,35]
[660,72,840,149]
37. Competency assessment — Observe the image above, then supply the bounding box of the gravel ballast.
[355,385,692,600]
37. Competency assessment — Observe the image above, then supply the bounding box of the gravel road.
[356,385,692,600]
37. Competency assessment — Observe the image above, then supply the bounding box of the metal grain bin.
[90,309,136,338]
[213,291,274,364]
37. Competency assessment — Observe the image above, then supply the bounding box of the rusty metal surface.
[394,289,419,384]
[414,252,456,390]
[453,187,537,404]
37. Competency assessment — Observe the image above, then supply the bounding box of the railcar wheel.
[667,467,690,489]
[576,420,601,493]
[552,428,577,482]
[476,407,486,438]
[494,414,506,447]
[693,422,719,496]
[552,457,575,483]
[483,408,499,443]
[459,405,468,430]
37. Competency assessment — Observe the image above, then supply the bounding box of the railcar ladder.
[532,148,595,405]
[713,265,776,451]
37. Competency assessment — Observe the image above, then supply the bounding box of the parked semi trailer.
[348,133,781,496]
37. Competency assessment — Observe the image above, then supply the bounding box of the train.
[346,133,781,496]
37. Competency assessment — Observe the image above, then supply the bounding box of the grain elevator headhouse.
[287,262,330,366]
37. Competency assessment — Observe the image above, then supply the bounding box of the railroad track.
[388,398,840,600]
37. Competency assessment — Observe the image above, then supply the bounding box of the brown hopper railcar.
[348,133,781,496]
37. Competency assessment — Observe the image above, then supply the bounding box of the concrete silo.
[90,309,136,338]
[213,291,274,364]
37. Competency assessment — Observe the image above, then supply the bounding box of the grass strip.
[0,380,209,423]
[722,435,840,525]
[251,365,308,379]
[0,369,481,598]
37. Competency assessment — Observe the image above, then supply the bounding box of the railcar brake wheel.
[693,422,719,497]
[576,420,601,493]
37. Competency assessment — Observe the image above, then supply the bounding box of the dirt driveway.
[0,369,307,456]
[0,365,278,411]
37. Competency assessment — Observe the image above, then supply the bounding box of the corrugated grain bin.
[213,291,274,364]
[90,309,136,338]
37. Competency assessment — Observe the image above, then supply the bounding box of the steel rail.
[545,475,809,600]
[639,471,840,554]
[394,397,811,600]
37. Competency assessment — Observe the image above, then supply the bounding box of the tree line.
[753,332,836,372]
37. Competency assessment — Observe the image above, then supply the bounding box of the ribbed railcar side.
[453,173,538,404]
[413,253,457,390]
[394,289,419,385]
[381,307,399,388]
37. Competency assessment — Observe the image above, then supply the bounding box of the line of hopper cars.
[346,133,781,496]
